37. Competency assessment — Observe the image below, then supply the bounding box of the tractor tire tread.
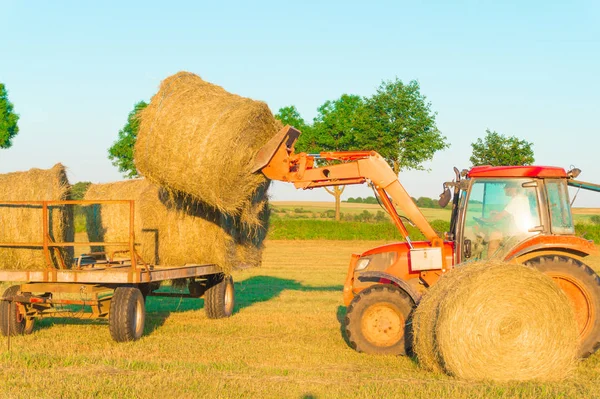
[345,284,414,355]
[526,255,600,358]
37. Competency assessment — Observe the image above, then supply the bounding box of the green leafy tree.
[108,101,148,178]
[363,79,448,174]
[274,80,447,221]
[0,83,20,149]
[71,181,92,200]
[309,94,368,220]
[275,105,308,132]
[275,105,318,153]
[470,129,534,166]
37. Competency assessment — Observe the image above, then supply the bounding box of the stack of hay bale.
[412,261,579,381]
[85,71,279,272]
[0,164,74,270]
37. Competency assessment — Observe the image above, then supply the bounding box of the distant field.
[271,201,451,222]
[273,201,600,224]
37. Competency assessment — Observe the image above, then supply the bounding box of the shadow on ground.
[234,275,343,310]
[27,276,343,338]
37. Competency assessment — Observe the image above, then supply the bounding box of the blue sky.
[1,0,599,205]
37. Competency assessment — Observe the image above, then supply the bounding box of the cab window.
[463,179,541,260]
[545,179,574,234]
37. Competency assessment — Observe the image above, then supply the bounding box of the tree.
[275,105,308,132]
[363,79,448,175]
[470,129,534,166]
[71,181,92,200]
[275,105,319,154]
[309,94,368,220]
[0,83,20,149]
[416,197,435,208]
[108,101,148,178]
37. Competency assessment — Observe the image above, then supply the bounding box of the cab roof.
[468,165,567,178]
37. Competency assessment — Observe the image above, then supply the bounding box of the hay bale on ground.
[413,261,578,382]
[0,164,73,270]
[135,71,280,215]
[84,179,268,272]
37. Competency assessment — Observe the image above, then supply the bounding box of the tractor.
[255,126,600,358]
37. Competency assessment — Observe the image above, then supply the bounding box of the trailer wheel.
[0,285,35,336]
[345,284,415,355]
[527,256,600,358]
[109,287,145,342]
[205,275,235,319]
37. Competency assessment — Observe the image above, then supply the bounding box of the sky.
[1,0,599,206]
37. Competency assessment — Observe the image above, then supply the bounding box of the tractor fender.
[357,271,420,304]
[504,235,598,262]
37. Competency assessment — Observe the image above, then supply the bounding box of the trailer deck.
[0,199,235,342]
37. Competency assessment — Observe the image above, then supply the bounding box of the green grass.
[268,219,450,240]
[270,201,452,222]
[1,240,599,398]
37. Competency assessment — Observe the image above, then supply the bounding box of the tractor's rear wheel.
[527,256,600,358]
[345,284,415,355]
[0,285,35,336]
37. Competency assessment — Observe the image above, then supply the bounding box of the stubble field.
[1,240,600,398]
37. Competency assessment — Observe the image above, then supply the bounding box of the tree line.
[0,79,536,222]
[345,196,446,209]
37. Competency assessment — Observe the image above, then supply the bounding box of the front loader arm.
[253,126,444,249]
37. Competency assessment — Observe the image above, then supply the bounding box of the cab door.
[458,178,542,262]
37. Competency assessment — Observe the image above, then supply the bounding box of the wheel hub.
[361,303,404,347]
[548,272,594,339]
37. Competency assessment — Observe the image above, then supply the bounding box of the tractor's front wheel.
[345,284,415,355]
[527,256,600,358]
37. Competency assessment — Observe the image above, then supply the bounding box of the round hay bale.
[135,71,280,215]
[84,179,268,273]
[412,263,486,372]
[0,164,73,270]
[413,261,578,381]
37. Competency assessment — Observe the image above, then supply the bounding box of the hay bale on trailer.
[84,179,268,272]
[413,261,578,382]
[135,71,280,215]
[0,164,73,270]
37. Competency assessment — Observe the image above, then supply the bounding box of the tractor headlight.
[355,252,398,272]
[355,258,371,271]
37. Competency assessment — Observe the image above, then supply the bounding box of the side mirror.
[438,188,451,208]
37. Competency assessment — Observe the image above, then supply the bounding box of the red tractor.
[255,126,600,358]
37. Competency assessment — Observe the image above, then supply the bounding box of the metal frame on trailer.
[0,199,234,342]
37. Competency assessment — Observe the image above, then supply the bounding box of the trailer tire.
[345,284,414,355]
[0,285,35,336]
[205,275,235,319]
[109,287,145,342]
[526,256,600,358]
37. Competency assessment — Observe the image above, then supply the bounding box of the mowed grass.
[1,241,600,398]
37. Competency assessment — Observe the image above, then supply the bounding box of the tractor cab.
[447,165,585,264]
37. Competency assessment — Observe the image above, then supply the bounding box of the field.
[271,201,451,221]
[1,240,600,398]
[271,201,599,224]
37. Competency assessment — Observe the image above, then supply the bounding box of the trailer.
[0,199,235,342]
